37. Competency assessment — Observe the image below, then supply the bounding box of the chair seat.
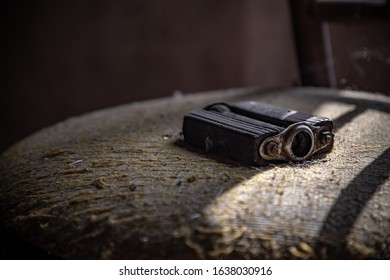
[0,87,389,259]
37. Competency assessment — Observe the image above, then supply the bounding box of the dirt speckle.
[187,176,196,183]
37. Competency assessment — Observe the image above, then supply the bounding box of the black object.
[182,101,334,165]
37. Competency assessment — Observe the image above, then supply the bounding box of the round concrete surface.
[0,87,389,259]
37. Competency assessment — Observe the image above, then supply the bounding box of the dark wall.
[290,0,390,93]
[1,0,299,152]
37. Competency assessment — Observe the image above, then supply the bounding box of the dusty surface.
[0,87,389,259]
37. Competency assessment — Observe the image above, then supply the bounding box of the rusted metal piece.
[183,101,334,165]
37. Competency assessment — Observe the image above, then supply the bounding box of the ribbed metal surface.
[232,101,332,128]
[188,109,283,137]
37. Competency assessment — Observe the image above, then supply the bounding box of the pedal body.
[183,101,334,165]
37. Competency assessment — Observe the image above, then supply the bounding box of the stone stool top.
[0,87,389,259]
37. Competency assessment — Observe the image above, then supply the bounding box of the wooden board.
[0,87,389,259]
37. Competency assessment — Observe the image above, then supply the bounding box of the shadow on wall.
[1,0,299,152]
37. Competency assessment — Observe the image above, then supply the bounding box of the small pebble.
[187,176,196,183]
